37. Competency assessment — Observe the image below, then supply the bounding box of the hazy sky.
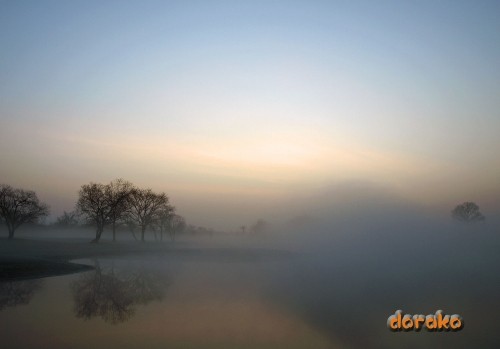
[1,0,499,229]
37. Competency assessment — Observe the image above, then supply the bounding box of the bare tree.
[54,210,79,228]
[105,179,133,242]
[76,183,111,243]
[250,218,268,234]
[155,204,175,241]
[125,220,139,241]
[452,202,485,223]
[0,184,49,239]
[128,188,169,242]
[168,214,186,242]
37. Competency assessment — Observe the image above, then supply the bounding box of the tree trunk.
[8,226,15,239]
[141,225,146,242]
[130,229,138,241]
[112,221,116,242]
[91,225,103,243]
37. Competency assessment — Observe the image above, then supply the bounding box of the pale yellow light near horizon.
[1,114,499,231]
[44,121,440,190]
[0,116,445,187]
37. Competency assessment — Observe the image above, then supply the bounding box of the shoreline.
[0,237,295,281]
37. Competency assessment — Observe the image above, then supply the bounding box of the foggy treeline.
[0,179,278,242]
[75,179,185,243]
[0,180,491,243]
[0,179,187,243]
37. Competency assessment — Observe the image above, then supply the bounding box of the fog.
[2,182,499,348]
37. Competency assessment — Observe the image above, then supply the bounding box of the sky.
[1,0,499,229]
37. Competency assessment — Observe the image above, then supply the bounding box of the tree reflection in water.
[0,280,42,311]
[71,262,169,324]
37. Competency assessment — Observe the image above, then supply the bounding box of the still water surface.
[0,252,336,349]
[1,237,499,349]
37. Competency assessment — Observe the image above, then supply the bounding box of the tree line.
[0,181,489,240]
[77,179,185,243]
[0,179,186,242]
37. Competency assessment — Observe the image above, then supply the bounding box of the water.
[1,229,499,348]
[0,251,334,349]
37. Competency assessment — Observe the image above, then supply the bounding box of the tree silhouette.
[76,183,112,243]
[451,202,485,223]
[54,210,79,228]
[0,184,49,239]
[76,180,135,243]
[127,188,169,242]
[155,204,175,241]
[168,214,186,242]
[106,179,134,242]
[250,219,268,234]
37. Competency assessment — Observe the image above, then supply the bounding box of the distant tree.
[105,179,133,242]
[168,214,186,242]
[287,214,315,228]
[54,211,79,228]
[0,184,49,239]
[250,219,268,234]
[452,202,485,223]
[185,224,197,235]
[155,204,175,241]
[240,225,246,234]
[76,183,111,243]
[125,219,139,241]
[128,188,169,242]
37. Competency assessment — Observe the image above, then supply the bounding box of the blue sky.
[1,0,499,228]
